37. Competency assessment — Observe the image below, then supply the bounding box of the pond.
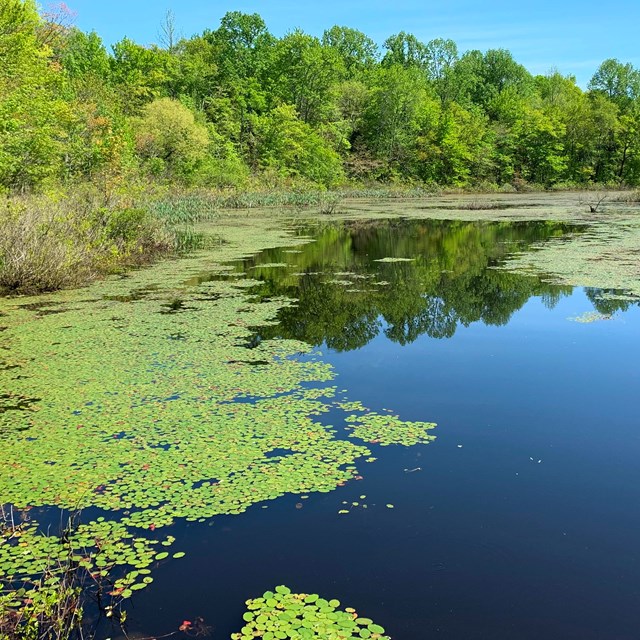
[1,208,640,640]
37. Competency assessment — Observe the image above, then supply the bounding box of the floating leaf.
[0,218,443,615]
[234,586,390,639]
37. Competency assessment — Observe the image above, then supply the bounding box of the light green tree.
[322,26,378,76]
[269,30,346,126]
[0,0,68,190]
[253,104,344,186]
[133,98,209,180]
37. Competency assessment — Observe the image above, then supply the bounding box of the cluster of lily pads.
[0,218,436,624]
[232,585,389,639]
[344,413,436,447]
[500,213,640,302]
[568,311,612,323]
[0,516,178,631]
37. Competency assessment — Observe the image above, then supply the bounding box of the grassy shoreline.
[1,185,638,296]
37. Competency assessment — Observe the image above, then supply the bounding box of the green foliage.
[417,102,493,186]
[322,26,378,76]
[133,98,210,180]
[362,65,431,176]
[110,38,174,110]
[254,105,344,186]
[233,586,390,639]
[270,31,346,125]
[382,31,430,70]
[509,107,567,184]
[1,2,640,192]
[0,0,68,190]
[589,58,640,110]
[59,29,110,79]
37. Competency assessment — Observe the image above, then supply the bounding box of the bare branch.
[158,9,179,52]
[37,1,77,48]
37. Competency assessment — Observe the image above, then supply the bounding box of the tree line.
[2,0,640,192]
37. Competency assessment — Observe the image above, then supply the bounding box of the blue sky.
[64,0,640,87]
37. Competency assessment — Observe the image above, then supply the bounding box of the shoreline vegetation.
[2,0,640,293]
[2,185,639,296]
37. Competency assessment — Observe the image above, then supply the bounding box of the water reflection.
[234,219,582,350]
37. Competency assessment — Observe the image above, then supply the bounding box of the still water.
[130,219,640,639]
[4,216,640,639]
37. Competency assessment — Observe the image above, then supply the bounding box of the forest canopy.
[2,0,640,192]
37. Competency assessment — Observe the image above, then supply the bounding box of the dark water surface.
[123,219,640,640]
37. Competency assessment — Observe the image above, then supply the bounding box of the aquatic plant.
[568,311,612,323]
[232,585,389,640]
[0,216,437,628]
[344,413,436,447]
[499,212,640,301]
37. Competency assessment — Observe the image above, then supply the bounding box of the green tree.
[577,94,620,183]
[59,28,110,79]
[110,38,174,111]
[382,32,429,70]
[269,30,346,125]
[425,38,459,104]
[616,107,640,183]
[322,26,378,76]
[417,102,494,186]
[0,0,68,190]
[362,64,431,176]
[253,104,344,186]
[589,59,640,110]
[202,12,274,157]
[454,49,534,117]
[133,98,209,180]
[169,36,219,108]
[510,106,567,184]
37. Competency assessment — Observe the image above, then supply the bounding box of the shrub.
[0,195,173,294]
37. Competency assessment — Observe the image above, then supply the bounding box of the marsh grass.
[612,190,640,203]
[0,568,84,640]
[0,508,134,640]
[457,201,507,211]
[147,185,439,220]
[0,510,85,640]
[0,194,173,295]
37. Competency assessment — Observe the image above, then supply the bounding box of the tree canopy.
[1,2,639,191]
